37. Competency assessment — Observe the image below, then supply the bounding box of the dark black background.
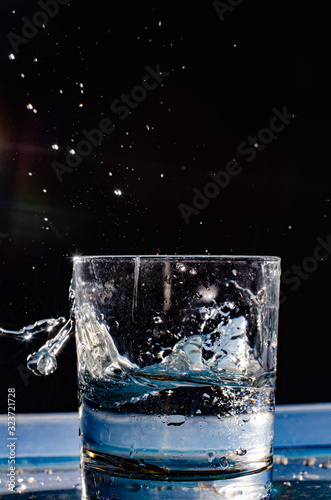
[0,0,330,412]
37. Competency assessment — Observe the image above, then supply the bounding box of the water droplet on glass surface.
[219,457,228,468]
[14,484,27,493]
[167,415,185,426]
[207,451,216,463]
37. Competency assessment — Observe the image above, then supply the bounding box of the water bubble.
[153,316,162,324]
[52,144,59,150]
[236,448,247,456]
[8,53,15,60]
[26,104,33,110]
[21,73,25,78]
[68,149,75,155]
[274,455,289,465]
[33,109,38,114]
[219,457,228,468]
[320,459,331,469]
[207,451,216,463]
[114,189,122,196]
[303,457,316,466]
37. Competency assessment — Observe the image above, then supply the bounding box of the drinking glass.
[73,255,281,499]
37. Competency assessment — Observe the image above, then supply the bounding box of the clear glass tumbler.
[73,255,281,500]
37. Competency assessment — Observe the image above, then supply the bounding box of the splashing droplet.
[27,318,74,376]
[0,317,66,340]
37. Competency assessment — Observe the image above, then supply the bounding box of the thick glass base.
[81,464,272,499]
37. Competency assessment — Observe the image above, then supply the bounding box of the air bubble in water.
[9,53,15,60]
[236,448,247,456]
[114,189,122,196]
[153,316,162,324]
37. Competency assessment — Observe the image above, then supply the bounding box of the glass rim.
[72,254,280,262]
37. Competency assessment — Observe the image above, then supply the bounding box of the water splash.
[27,318,74,376]
[1,281,76,376]
[27,282,76,375]
[0,317,66,340]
